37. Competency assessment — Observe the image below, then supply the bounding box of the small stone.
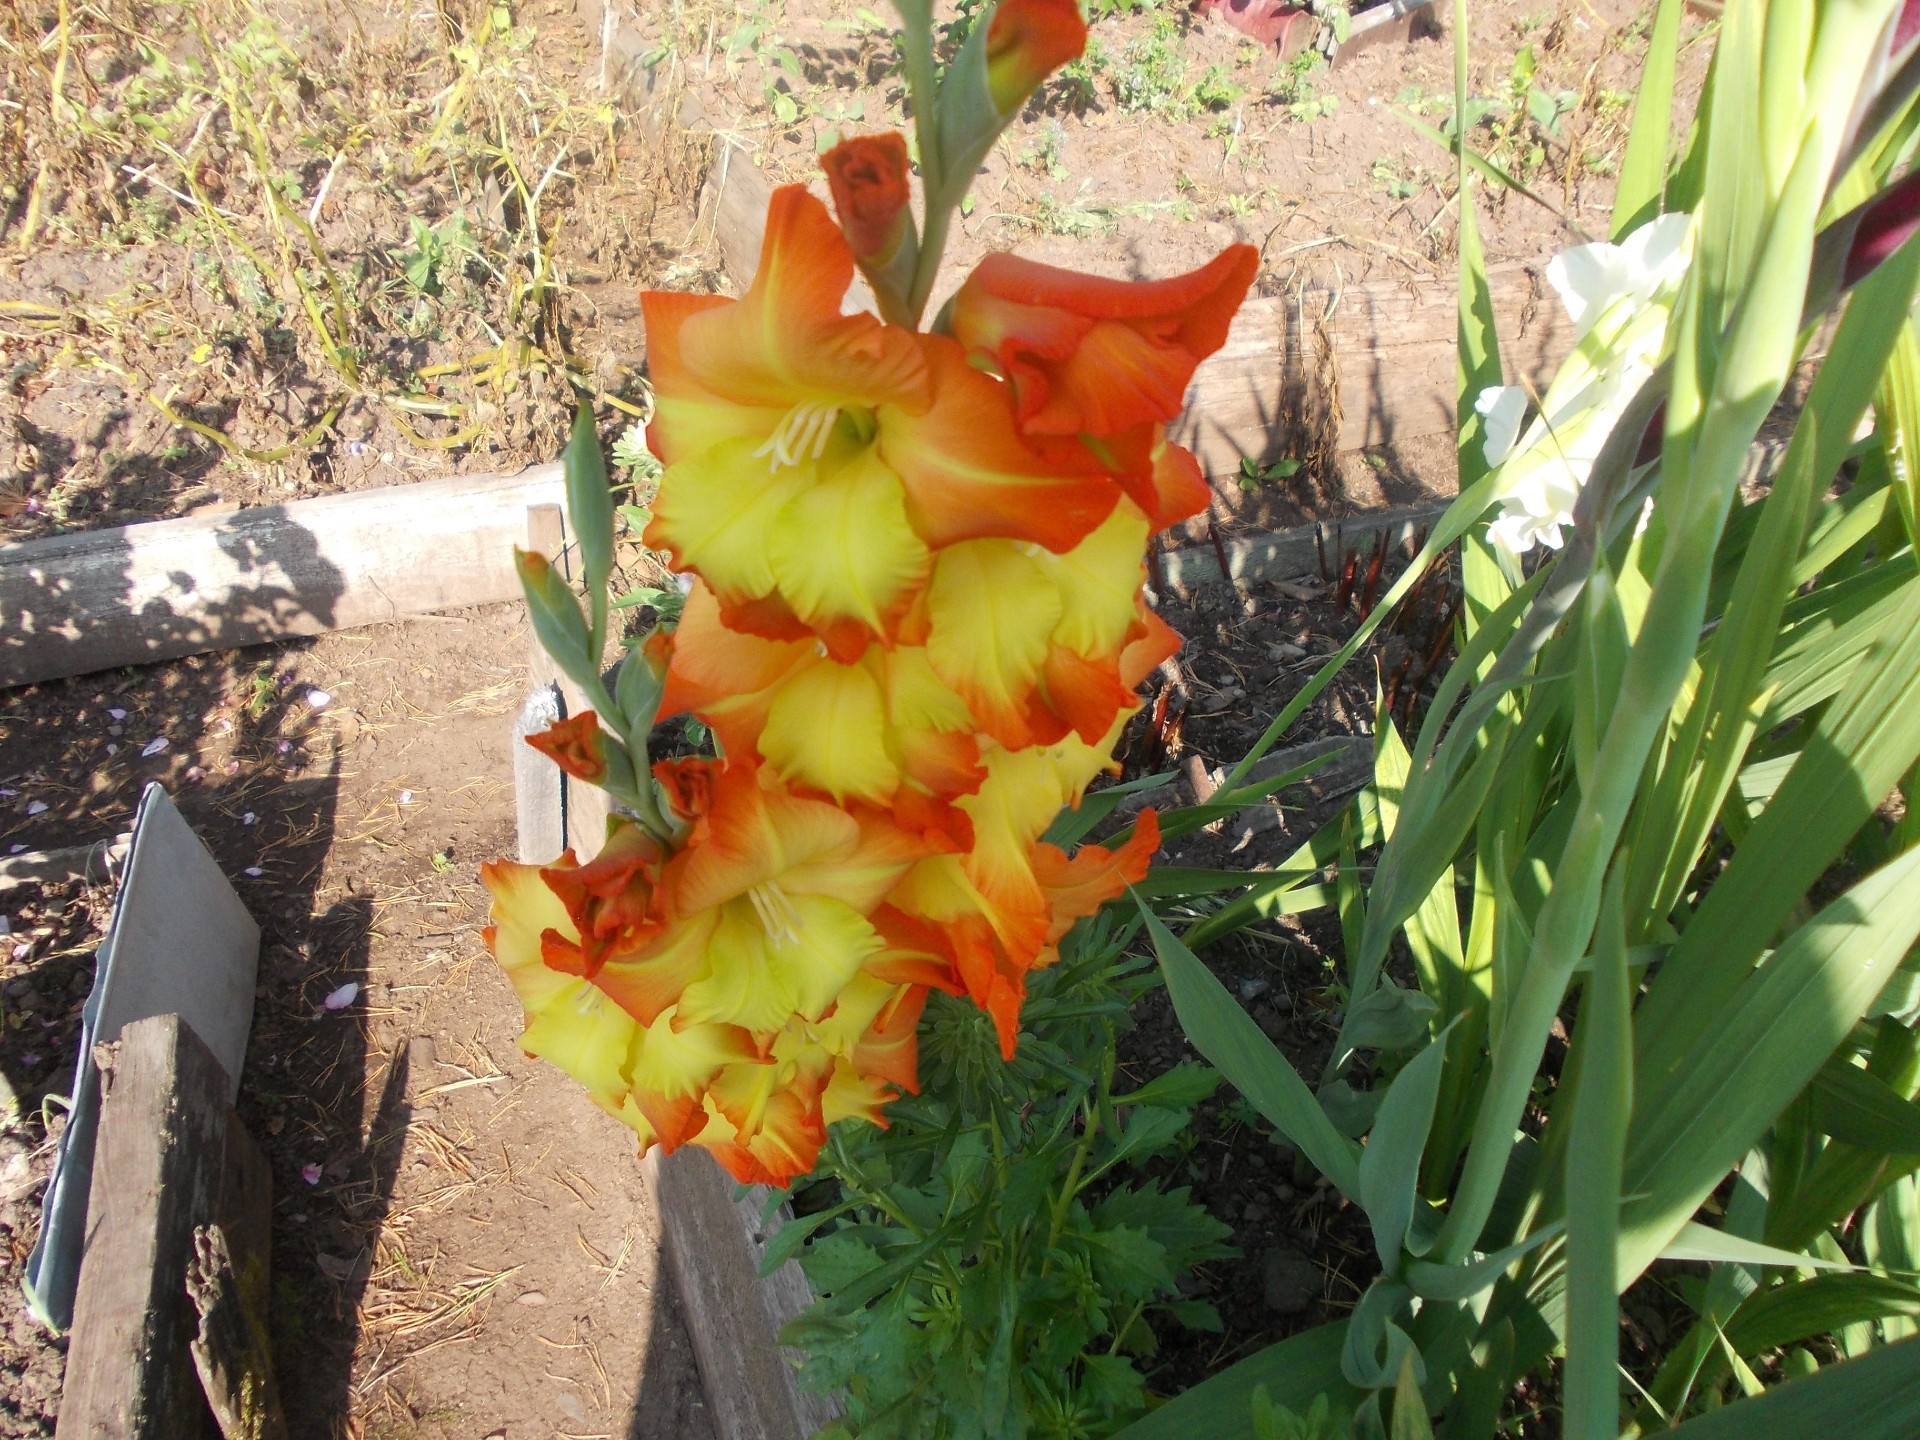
[516,1290,549,1307]
[1262,1245,1319,1316]
[1242,1201,1271,1223]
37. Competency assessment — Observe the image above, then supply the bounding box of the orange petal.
[984,0,1087,113]
[537,821,669,977]
[853,983,928,1094]
[1128,433,1214,534]
[950,245,1257,439]
[868,904,966,994]
[639,289,773,465]
[589,914,720,1028]
[674,186,929,413]
[1032,809,1161,945]
[525,710,610,784]
[701,1062,829,1186]
[948,916,1029,1060]
[657,583,809,762]
[880,337,1118,553]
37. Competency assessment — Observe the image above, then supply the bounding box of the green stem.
[1046,1099,1100,1253]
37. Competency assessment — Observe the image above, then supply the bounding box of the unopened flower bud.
[822,132,914,265]
[1844,168,1920,289]
[984,0,1086,116]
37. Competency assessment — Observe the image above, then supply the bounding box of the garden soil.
[1,0,1704,1431]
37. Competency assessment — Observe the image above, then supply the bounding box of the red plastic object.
[1196,0,1315,53]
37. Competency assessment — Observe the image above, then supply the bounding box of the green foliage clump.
[778,915,1234,1439]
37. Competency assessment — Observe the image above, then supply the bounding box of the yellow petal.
[1050,502,1149,657]
[517,984,639,1107]
[760,657,898,806]
[925,540,1064,740]
[675,895,883,1031]
[646,437,812,605]
[481,859,579,1015]
[767,444,930,647]
[630,1004,758,1100]
[883,647,976,733]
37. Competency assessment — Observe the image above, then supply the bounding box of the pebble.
[1262,1245,1320,1316]
[516,1290,549,1307]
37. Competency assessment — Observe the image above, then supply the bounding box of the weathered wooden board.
[644,1148,844,1440]
[1171,263,1570,477]
[57,1015,254,1440]
[1157,498,1454,591]
[1,464,562,689]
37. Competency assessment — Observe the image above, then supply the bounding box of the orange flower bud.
[526,710,609,783]
[537,821,671,980]
[822,132,913,263]
[985,0,1087,115]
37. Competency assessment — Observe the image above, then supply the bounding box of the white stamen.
[753,401,841,472]
[747,881,803,946]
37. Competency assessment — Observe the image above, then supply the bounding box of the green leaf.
[1454,157,1502,497]
[1160,1299,1224,1332]
[1403,1222,1564,1303]
[760,1204,852,1279]
[981,1265,1017,1430]
[1715,1274,1920,1380]
[1658,1221,1855,1271]
[1044,771,1175,848]
[799,1233,883,1296]
[1662,1335,1920,1439]
[1095,1185,1236,1269]
[819,1225,958,1316]
[515,547,594,687]
[1563,869,1631,1440]
[1390,1350,1434,1440]
[1081,1224,1174,1306]
[1136,898,1362,1199]
[1358,1026,1453,1268]
[1112,1063,1221,1110]
[562,400,614,655]
[1081,1353,1149,1418]
[1611,0,1683,237]
[1097,1106,1193,1176]
[1810,1059,1920,1153]
[1342,982,1441,1053]
[1624,844,1920,1279]
[1112,1321,1358,1440]
[612,649,665,743]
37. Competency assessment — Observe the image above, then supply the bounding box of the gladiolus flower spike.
[488,99,1255,1186]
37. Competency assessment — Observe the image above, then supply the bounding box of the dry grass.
[0,0,709,532]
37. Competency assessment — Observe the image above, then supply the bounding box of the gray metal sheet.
[22,783,259,1330]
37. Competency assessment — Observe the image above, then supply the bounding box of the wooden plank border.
[0,463,562,689]
[57,1015,274,1440]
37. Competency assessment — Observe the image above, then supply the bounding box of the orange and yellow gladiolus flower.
[489,117,1262,1188]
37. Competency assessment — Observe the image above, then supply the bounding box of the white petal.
[1619,212,1694,292]
[1547,240,1625,330]
[1474,385,1530,467]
